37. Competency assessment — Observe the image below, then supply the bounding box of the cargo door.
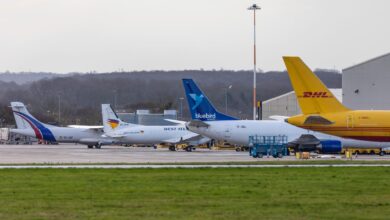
[347,115,354,129]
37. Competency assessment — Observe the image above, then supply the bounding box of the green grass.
[0,168,389,219]
[2,159,390,166]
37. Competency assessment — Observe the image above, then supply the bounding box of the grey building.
[342,52,390,110]
[117,109,177,126]
[262,89,342,119]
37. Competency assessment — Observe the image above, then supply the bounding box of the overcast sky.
[0,0,389,73]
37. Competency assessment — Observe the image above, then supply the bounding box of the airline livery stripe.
[15,112,43,139]
[301,126,390,131]
[342,136,390,142]
[14,111,56,142]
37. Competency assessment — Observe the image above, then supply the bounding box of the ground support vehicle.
[249,135,288,158]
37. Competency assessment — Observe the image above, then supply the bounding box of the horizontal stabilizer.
[164,119,186,125]
[187,120,210,128]
[269,115,289,121]
[303,115,333,125]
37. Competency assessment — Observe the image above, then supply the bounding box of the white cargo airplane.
[182,79,390,153]
[10,102,112,148]
[101,104,210,151]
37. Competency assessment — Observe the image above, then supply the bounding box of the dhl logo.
[301,92,332,98]
[107,119,119,129]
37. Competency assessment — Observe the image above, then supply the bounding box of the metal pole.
[58,94,61,124]
[253,9,257,120]
[225,88,228,114]
[248,4,261,120]
[179,97,184,119]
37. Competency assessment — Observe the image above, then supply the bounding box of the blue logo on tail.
[189,94,204,110]
[182,79,238,121]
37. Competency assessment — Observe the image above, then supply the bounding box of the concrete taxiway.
[0,144,389,164]
[1,164,390,169]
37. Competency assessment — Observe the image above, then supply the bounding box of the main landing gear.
[87,144,102,149]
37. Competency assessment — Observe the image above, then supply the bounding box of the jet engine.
[288,134,342,153]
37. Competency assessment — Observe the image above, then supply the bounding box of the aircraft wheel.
[277,152,283,158]
[95,144,102,149]
[380,151,385,156]
[169,146,176,151]
[186,146,193,152]
[87,145,93,149]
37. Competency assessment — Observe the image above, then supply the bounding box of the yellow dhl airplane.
[283,56,390,142]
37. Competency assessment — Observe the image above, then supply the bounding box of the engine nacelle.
[318,140,342,153]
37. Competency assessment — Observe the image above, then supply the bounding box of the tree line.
[0,70,341,126]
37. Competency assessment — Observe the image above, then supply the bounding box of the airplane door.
[224,125,232,139]
[347,115,354,129]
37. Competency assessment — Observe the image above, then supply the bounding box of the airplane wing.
[68,125,104,129]
[163,132,211,145]
[162,132,200,144]
[164,119,187,125]
[102,131,126,138]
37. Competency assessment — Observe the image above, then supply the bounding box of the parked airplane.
[182,79,390,154]
[283,56,390,146]
[10,102,111,148]
[101,104,210,151]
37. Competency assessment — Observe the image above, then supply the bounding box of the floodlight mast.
[248,4,261,120]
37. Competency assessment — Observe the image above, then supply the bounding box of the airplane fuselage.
[287,110,390,142]
[11,126,107,145]
[107,125,207,145]
[187,120,390,148]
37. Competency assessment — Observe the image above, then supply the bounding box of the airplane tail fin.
[283,57,349,114]
[101,104,136,133]
[182,79,237,121]
[11,102,42,129]
[10,102,57,141]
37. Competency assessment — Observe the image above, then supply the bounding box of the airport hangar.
[262,52,390,119]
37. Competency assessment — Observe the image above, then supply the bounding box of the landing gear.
[169,145,176,151]
[380,150,385,156]
[87,145,93,149]
[95,143,102,149]
[185,146,193,152]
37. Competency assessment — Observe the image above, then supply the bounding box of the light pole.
[179,97,184,119]
[248,4,261,120]
[58,94,61,125]
[225,85,232,114]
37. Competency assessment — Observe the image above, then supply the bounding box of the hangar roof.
[343,52,390,72]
